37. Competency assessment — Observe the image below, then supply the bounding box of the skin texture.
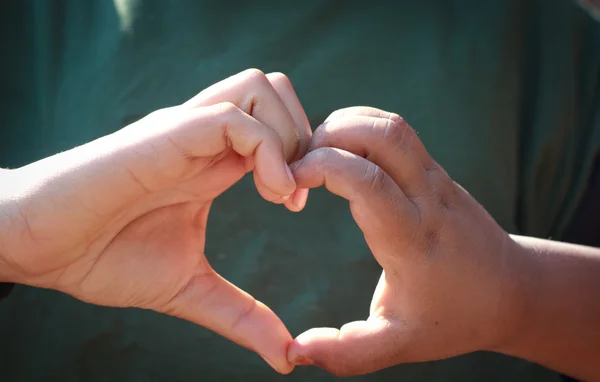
[0,69,311,374]
[1,78,599,378]
[286,107,600,380]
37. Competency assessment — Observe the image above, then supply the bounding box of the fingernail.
[292,355,314,366]
[260,355,280,372]
[285,164,296,185]
[292,188,308,210]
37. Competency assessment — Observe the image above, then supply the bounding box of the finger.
[212,67,311,208]
[267,73,312,212]
[265,73,311,211]
[129,103,296,199]
[283,188,309,212]
[176,152,247,202]
[265,72,313,161]
[183,69,300,162]
[250,171,308,211]
[252,171,292,204]
[290,147,418,258]
[287,318,401,376]
[161,269,294,374]
[324,107,432,166]
[311,112,433,198]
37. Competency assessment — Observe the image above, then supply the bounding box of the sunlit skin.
[1,74,600,380]
[0,69,311,374]
[286,107,600,381]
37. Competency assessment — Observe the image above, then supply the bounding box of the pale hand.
[0,69,311,374]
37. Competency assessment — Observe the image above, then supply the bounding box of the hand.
[0,69,311,374]
[286,107,530,376]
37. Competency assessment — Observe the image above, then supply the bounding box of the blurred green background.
[1,0,599,380]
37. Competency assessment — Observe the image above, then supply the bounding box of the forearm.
[498,235,600,381]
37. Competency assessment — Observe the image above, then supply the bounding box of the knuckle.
[309,147,343,176]
[313,114,360,149]
[242,68,269,87]
[310,146,335,166]
[216,101,240,116]
[266,72,293,90]
[214,103,243,139]
[380,115,410,144]
[366,162,388,194]
[230,298,258,332]
[388,112,405,126]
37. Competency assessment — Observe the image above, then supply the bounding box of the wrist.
[492,235,600,379]
[483,234,542,354]
[0,168,26,283]
[491,235,570,360]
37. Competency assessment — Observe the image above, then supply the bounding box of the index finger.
[265,72,312,161]
[290,147,418,260]
[183,69,301,163]
[266,72,312,211]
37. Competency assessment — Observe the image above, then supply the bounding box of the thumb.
[159,270,294,374]
[287,318,402,376]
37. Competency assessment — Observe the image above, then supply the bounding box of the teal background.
[1,0,599,380]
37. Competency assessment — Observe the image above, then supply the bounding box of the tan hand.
[0,69,311,374]
[287,107,529,376]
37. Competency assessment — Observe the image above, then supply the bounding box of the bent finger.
[290,147,418,258]
[311,114,432,198]
[163,103,297,199]
[266,72,313,161]
[184,69,300,162]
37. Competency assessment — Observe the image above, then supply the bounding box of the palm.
[58,152,247,310]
